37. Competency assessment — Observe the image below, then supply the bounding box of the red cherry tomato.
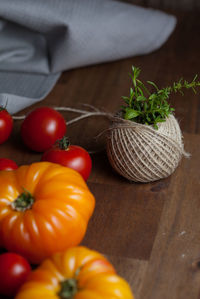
[21,107,66,152]
[41,137,92,180]
[0,158,18,170]
[0,108,13,145]
[0,252,31,297]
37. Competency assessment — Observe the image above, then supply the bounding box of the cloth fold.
[0,0,176,114]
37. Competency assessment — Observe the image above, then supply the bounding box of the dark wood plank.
[139,133,200,299]
[82,180,166,260]
[107,256,148,298]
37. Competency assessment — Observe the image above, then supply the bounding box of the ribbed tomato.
[0,162,95,264]
[15,246,134,299]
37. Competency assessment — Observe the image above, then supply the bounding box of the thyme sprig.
[121,66,200,129]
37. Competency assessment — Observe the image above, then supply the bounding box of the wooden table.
[1,12,200,299]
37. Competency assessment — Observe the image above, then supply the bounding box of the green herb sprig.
[121,66,200,129]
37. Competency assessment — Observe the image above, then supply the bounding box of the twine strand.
[55,106,113,125]
[12,115,26,120]
[12,106,113,125]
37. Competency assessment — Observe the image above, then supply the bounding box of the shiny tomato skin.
[21,107,66,152]
[15,247,134,299]
[0,252,31,297]
[0,158,18,170]
[0,109,13,144]
[41,145,92,180]
[0,162,95,264]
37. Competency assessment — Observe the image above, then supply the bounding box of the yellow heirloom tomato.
[0,162,95,264]
[15,246,134,299]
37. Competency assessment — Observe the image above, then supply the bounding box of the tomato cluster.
[0,106,92,180]
[0,105,134,299]
[0,161,95,297]
[0,106,93,297]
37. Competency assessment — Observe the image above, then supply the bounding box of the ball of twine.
[106,114,189,183]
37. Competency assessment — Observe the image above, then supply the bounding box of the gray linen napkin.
[0,0,176,114]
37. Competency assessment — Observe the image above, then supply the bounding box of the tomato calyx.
[11,190,34,212]
[57,136,70,150]
[58,278,78,299]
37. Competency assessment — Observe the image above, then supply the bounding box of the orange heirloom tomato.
[15,246,134,299]
[0,162,95,264]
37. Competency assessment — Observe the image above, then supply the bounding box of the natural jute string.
[13,106,189,183]
[106,114,189,183]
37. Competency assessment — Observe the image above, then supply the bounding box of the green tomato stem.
[57,137,70,150]
[58,279,78,299]
[11,190,34,212]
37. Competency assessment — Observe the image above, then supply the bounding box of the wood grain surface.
[120,0,200,11]
[1,12,200,299]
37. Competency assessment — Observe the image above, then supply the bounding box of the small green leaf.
[146,115,151,122]
[149,93,157,100]
[124,108,140,120]
[137,79,151,95]
[147,81,159,91]
[193,74,198,81]
[136,95,146,101]
[121,96,129,101]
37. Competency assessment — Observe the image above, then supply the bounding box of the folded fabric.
[0,0,176,114]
